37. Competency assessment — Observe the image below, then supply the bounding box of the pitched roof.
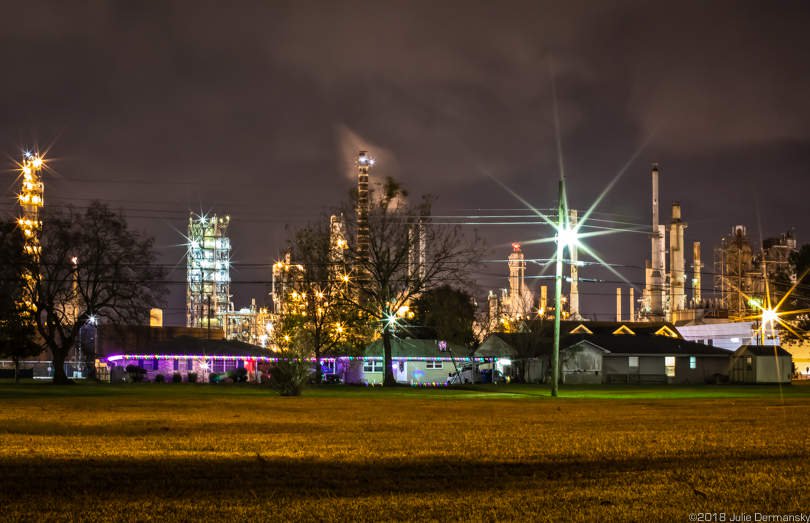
[476,331,731,358]
[112,336,273,357]
[518,319,685,339]
[733,345,791,357]
[364,338,470,358]
[567,334,732,356]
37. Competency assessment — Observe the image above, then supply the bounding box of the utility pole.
[551,180,564,397]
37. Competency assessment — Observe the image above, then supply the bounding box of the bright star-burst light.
[725,269,810,343]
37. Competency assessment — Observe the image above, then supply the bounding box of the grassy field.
[1,383,808,521]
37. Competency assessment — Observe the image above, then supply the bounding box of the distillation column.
[692,241,702,306]
[669,203,687,313]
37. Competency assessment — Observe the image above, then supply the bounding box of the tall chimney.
[616,288,622,322]
[693,241,702,305]
[569,209,580,319]
[669,202,687,312]
[649,164,665,317]
[629,287,635,321]
[356,151,371,267]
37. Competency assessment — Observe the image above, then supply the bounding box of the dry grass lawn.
[0,383,808,521]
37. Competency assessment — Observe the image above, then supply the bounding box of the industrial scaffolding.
[17,151,45,258]
[186,212,231,332]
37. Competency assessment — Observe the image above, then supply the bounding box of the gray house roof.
[733,345,791,357]
[567,334,732,356]
[476,331,731,358]
[113,336,272,358]
[365,338,470,358]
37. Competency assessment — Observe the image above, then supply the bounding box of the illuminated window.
[213,360,225,373]
[665,357,676,377]
[425,361,443,369]
[689,356,696,369]
[363,360,383,372]
[628,356,639,368]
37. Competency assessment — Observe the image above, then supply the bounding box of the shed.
[729,345,792,384]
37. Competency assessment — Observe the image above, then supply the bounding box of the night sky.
[2,1,810,324]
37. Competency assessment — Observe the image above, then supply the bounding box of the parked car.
[447,365,506,385]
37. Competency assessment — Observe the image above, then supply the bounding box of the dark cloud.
[1,0,809,321]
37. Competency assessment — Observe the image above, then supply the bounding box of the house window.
[213,359,225,373]
[689,356,696,369]
[746,356,753,370]
[665,356,676,377]
[707,339,714,346]
[173,359,179,372]
[628,356,639,368]
[425,361,444,370]
[225,359,237,371]
[363,360,383,372]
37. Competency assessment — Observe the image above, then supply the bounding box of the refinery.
[3,144,807,386]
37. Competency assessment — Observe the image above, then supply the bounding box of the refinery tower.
[186,212,231,331]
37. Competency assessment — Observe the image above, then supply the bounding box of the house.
[102,337,273,382]
[475,320,732,385]
[356,338,472,385]
[475,320,686,384]
[563,335,732,385]
[729,345,793,384]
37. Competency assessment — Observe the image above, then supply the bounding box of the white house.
[357,338,472,385]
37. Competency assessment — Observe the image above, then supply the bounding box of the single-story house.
[729,345,793,384]
[356,338,473,385]
[563,334,733,385]
[475,320,688,383]
[101,337,275,382]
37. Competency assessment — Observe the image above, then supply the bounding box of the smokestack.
[693,241,702,305]
[616,288,622,322]
[629,287,635,321]
[356,151,371,267]
[569,209,580,319]
[669,202,687,313]
[649,164,665,317]
[540,285,548,317]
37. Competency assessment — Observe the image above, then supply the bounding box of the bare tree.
[342,177,482,386]
[24,202,167,384]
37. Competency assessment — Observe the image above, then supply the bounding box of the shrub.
[268,360,310,396]
[154,374,165,383]
[209,373,222,384]
[171,373,182,383]
[229,367,248,383]
[125,365,146,383]
[187,372,198,383]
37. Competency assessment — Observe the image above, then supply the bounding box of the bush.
[268,360,310,396]
[187,372,198,383]
[154,374,165,383]
[172,373,182,383]
[229,367,248,383]
[209,373,220,384]
[125,365,146,383]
